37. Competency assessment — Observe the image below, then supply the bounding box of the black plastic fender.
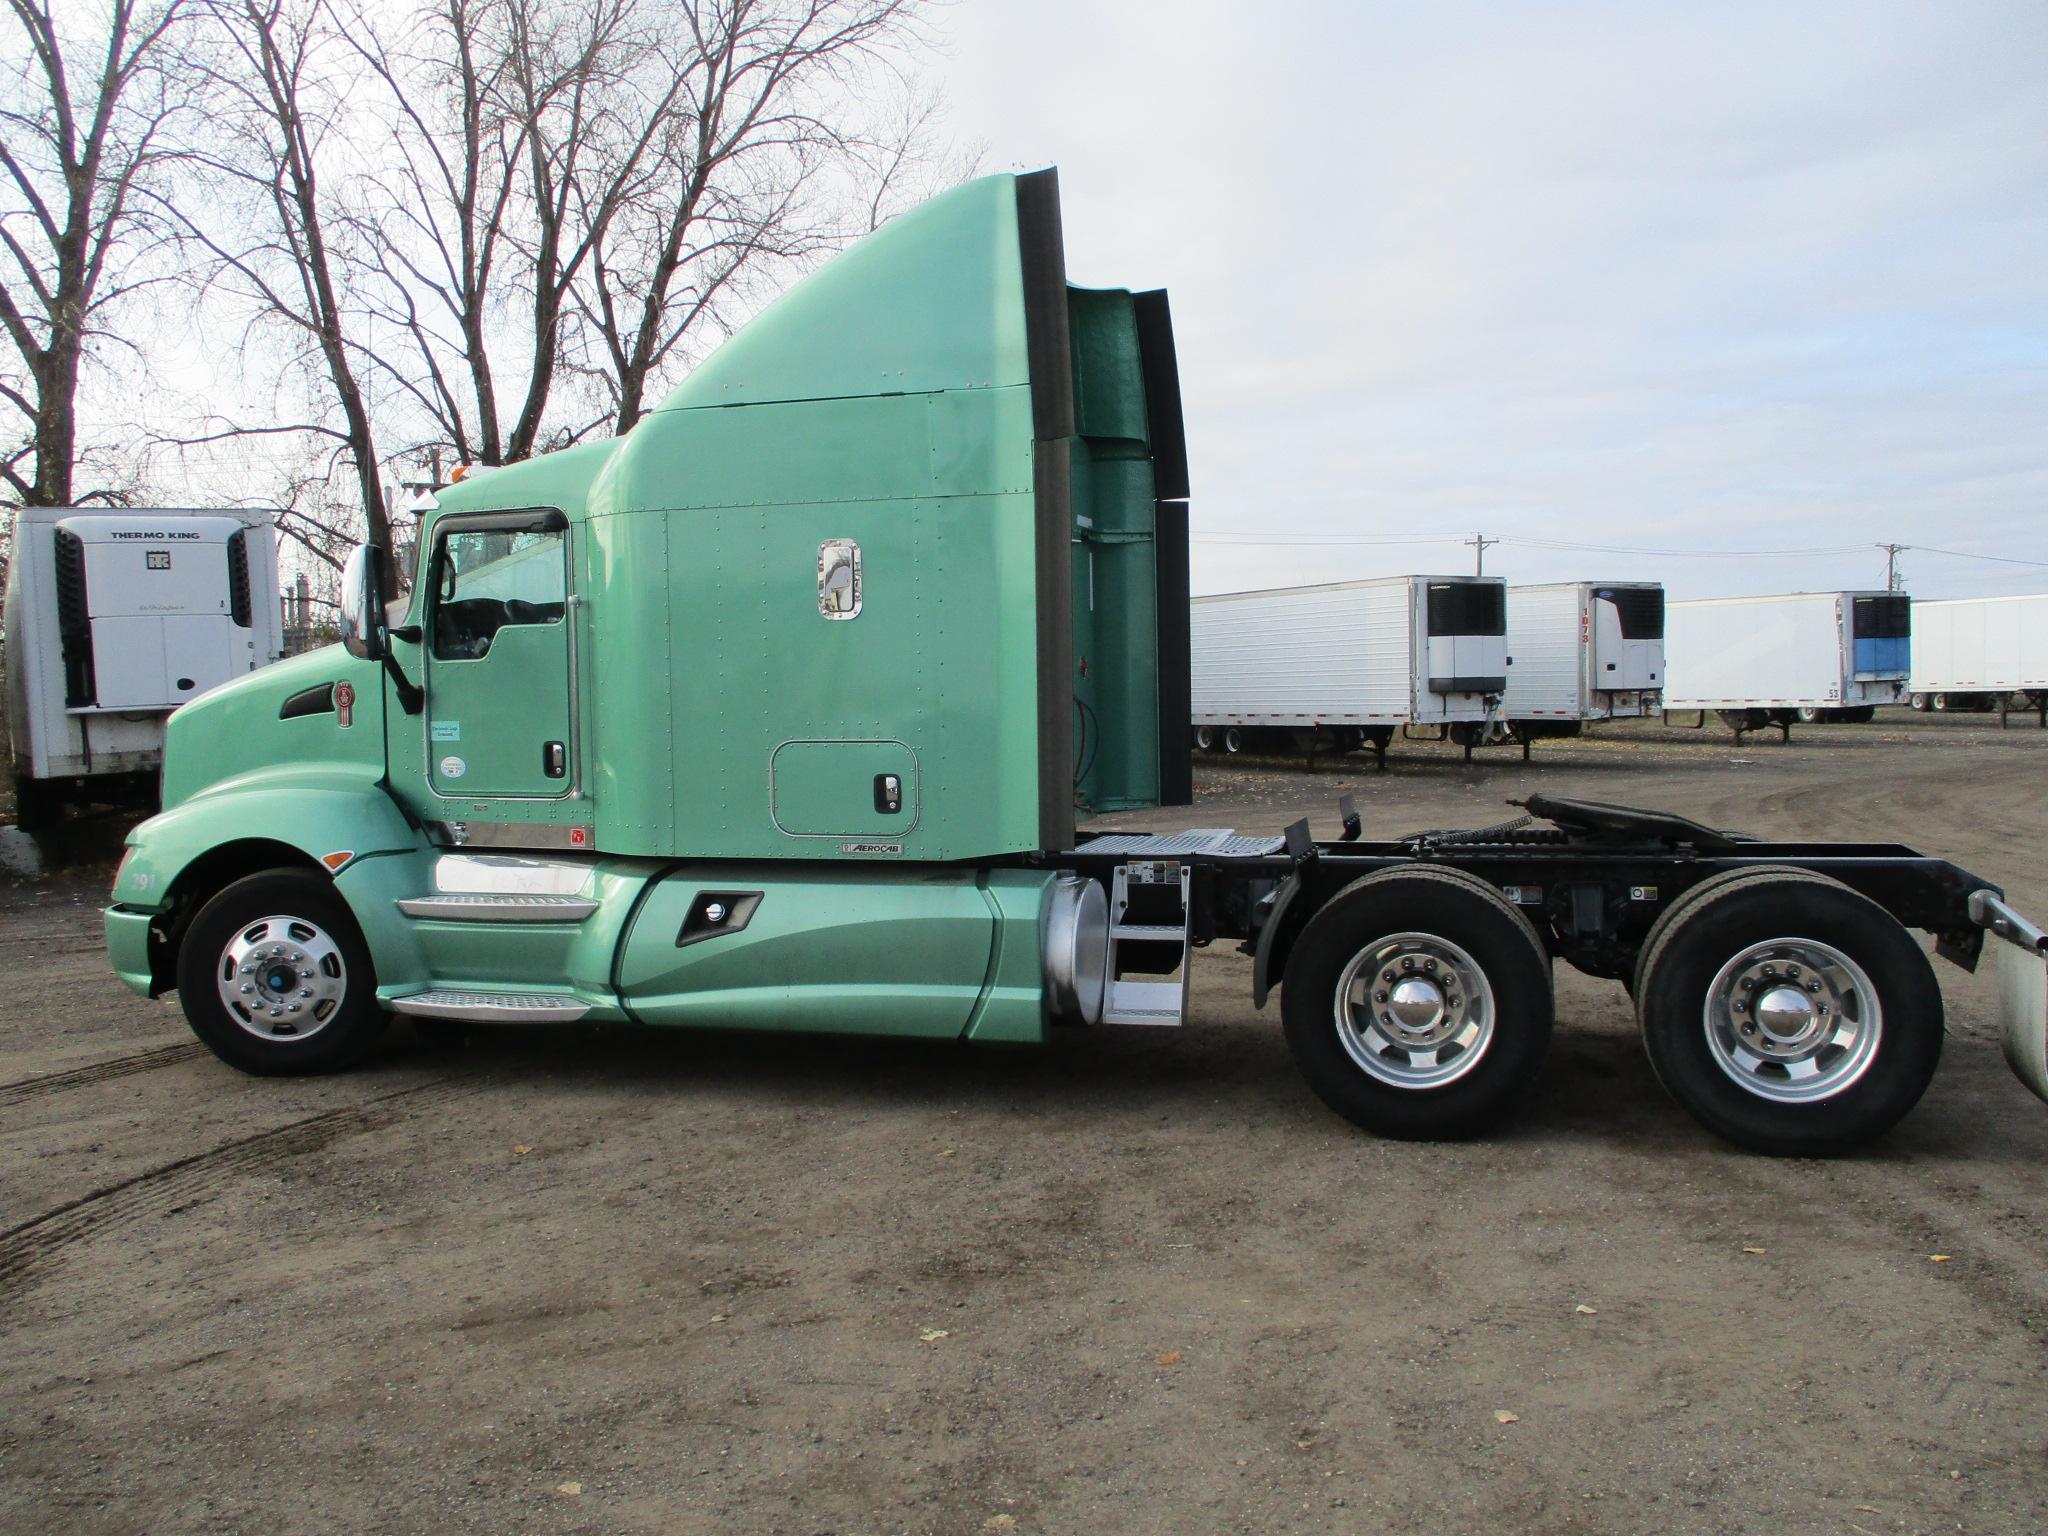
[1252,871,1308,1010]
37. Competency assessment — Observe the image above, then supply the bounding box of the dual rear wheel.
[1283,866,1941,1153]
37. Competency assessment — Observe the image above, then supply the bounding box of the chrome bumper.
[1970,890,2048,1105]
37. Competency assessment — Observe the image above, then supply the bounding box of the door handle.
[544,741,567,779]
[873,773,902,815]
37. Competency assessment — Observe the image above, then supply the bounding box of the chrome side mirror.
[338,544,391,661]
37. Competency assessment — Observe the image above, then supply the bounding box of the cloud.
[936,0,2048,598]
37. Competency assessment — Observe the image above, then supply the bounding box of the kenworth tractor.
[103,170,2048,1156]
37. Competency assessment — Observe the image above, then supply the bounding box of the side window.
[430,526,567,660]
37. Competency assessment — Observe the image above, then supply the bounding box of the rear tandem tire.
[175,869,389,1076]
[1281,868,1554,1140]
[1634,870,1941,1155]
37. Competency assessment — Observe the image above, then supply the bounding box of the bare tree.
[575,0,935,436]
[345,0,937,469]
[0,0,193,509]
[171,0,392,565]
[348,0,671,467]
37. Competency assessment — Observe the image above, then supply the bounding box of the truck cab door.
[417,509,575,800]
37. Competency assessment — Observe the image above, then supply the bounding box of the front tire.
[1282,868,1553,1139]
[175,869,388,1076]
[1635,871,1941,1155]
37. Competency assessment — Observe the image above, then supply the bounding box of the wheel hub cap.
[1753,984,1817,1044]
[1704,937,1881,1103]
[216,914,348,1043]
[1387,976,1446,1033]
[1334,932,1497,1090]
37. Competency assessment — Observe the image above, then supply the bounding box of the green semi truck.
[102,170,2048,1155]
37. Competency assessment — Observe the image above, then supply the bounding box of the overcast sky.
[934,0,2048,600]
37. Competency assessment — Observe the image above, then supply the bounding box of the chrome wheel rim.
[1334,931,1495,1089]
[1703,936,1881,1103]
[216,914,348,1042]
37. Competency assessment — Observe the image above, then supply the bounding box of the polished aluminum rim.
[1334,931,1495,1089]
[216,914,348,1042]
[1703,936,1881,1103]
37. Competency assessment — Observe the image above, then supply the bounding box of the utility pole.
[1468,532,1499,576]
[1879,542,1906,592]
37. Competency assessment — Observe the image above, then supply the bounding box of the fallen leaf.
[1574,1304,1598,1316]
[1494,1410,1520,1425]
[708,1314,727,1323]
[938,1148,956,1158]
[1930,1254,1952,1263]
[983,1517,1018,1531]
[1155,1351,1183,1366]
[1742,1246,1767,1255]
[556,1482,582,1496]
[919,1327,950,1343]
[513,1145,533,1156]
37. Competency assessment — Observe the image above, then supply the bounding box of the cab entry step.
[390,990,590,1023]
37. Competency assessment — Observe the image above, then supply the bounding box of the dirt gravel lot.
[3,711,2045,1535]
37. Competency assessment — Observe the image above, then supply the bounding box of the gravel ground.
[2,710,2045,1535]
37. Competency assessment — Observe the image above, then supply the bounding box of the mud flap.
[1994,937,2048,1106]
[1971,890,2048,1106]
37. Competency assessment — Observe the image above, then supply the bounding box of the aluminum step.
[389,990,590,1023]
[1101,979,1186,1026]
[1078,830,1285,857]
[396,894,599,923]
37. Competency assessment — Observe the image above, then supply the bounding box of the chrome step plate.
[389,990,590,1023]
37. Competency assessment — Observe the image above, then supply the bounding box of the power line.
[1190,528,2048,568]
[1903,543,2048,569]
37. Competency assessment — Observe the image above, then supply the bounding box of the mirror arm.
[382,652,423,714]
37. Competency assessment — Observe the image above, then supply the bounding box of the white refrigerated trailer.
[1191,575,1507,765]
[1504,581,1665,750]
[1664,590,1910,737]
[1907,594,2048,721]
[3,507,284,828]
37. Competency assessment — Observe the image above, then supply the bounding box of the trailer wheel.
[1282,868,1553,1139]
[1930,692,1950,712]
[1222,726,1245,754]
[1909,693,1928,711]
[175,869,388,1076]
[1193,725,1215,752]
[1634,871,1941,1155]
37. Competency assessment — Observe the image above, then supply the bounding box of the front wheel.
[175,869,388,1076]
[1282,868,1553,1139]
[1635,871,1941,1154]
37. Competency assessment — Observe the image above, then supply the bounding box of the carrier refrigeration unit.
[4,506,284,826]
[1191,575,1508,764]
[96,171,2048,1158]
[1503,581,1664,752]
[1665,590,1909,736]
[1907,594,2048,720]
